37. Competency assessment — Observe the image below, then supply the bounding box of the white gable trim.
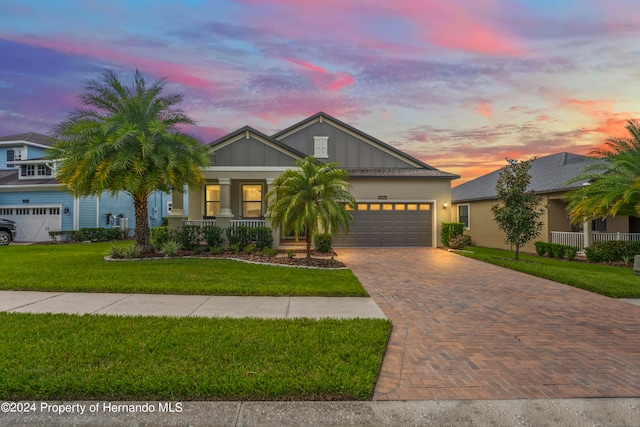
[212,132,304,161]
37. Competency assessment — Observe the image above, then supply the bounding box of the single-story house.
[169,112,459,247]
[451,152,640,252]
[0,132,176,242]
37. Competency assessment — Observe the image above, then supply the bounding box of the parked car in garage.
[0,218,17,245]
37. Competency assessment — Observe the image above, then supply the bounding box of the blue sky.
[1,0,639,184]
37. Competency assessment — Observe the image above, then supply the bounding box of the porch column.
[216,178,233,231]
[265,178,280,247]
[167,189,186,230]
[583,220,592,250]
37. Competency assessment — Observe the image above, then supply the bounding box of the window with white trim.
[241,184,263,218]
[458,204,470,229]
[313,136,329,158]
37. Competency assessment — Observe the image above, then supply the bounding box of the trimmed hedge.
[584,240,640,263]
[226,226,273,250]
[49,228,123,242]
[533,241,578,261]
[441,222,465,247]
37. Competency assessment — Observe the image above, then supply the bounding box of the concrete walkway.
[0,290,386,319]
[2,399,640,426]
[337,248,640,401]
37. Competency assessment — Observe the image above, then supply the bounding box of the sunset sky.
[1,0,639,185]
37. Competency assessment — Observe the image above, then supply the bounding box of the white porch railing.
[230,219,266,228]
[183,219,217,226]
[551,231,584,251]
[551,231,640,252]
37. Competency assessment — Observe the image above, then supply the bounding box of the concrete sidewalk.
[0,290,387,319]
[2,399,639,426]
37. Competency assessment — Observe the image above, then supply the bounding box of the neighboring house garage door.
[334,202,432,247]
[0,206,61,242]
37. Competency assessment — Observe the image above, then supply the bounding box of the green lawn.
[0,243,366,296]
[455,246,640,298]
[0,313,392,401]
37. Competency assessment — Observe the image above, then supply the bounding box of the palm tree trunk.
[306,229,312,259]
[133,194,152,253]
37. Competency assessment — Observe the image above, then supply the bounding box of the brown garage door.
[334,202,432,247]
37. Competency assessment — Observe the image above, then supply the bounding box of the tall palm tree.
[50,69,210,252]
[566,119,640,223]
[266,156,356,258]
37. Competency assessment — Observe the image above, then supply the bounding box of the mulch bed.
[118,249,347,269]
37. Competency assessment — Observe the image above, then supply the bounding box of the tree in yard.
[266,156,356,258]
[565,119,640,223]
[491,158,545,260]
[50,69,210,252]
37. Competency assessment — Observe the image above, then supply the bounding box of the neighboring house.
[0,132,175,242]
[451,152,640,252]
[169,112,459,247]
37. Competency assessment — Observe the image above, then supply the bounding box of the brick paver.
[336,248,640,400]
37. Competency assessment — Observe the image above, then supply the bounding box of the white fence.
[183,220,216,227]
[551,231,640,252]
[230,219,266,228]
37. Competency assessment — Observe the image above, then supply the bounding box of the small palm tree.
[266,156,356,258]
[566,120,640,223]
[50,69,210,252]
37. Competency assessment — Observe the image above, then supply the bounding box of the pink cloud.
[477,102,492,118]
[286,59,355,92]
[6,35,219,92]
[237,0,524,56]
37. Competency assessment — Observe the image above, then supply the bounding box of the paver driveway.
[336,248,640,400]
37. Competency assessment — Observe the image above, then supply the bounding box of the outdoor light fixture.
[63,207,69,214]
[443,202,448,209]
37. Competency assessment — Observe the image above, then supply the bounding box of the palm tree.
[50,69,210,252]
[266,156,356,258]
[566,119,640,223]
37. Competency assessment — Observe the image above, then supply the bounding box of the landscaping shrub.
[441,222,465,247]
[107,243,143,259]
[565,245,578,261]
[227,243,241,253]
[49,228,122,242]
[209,246,224,255]
[448,234,471,250]
[262,247,278,257]
[534,241,548,257]
[226,226,273,250]
[202,225,224,248]
[548,243,566,259]
[159,240,181,257]
[226,226,253,249]
[314,233,333,253]
[584,240,640,263]
[243,243,257,253]
[150,226,171,250]
[174,225,203,250]
[254,226,274,250]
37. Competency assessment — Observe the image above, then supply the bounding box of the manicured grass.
[0,313,392,401]
[455,246,640,298]
[0,243,367,296]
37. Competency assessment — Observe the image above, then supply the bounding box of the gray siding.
[214,137,298,167]
[277,121,415,168]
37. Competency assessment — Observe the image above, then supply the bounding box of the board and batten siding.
[214,136,298,167]
[277,121,415,169]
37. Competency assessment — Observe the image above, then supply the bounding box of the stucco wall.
[453,196,551,254]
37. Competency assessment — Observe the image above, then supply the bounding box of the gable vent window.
[313,136,329,158]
